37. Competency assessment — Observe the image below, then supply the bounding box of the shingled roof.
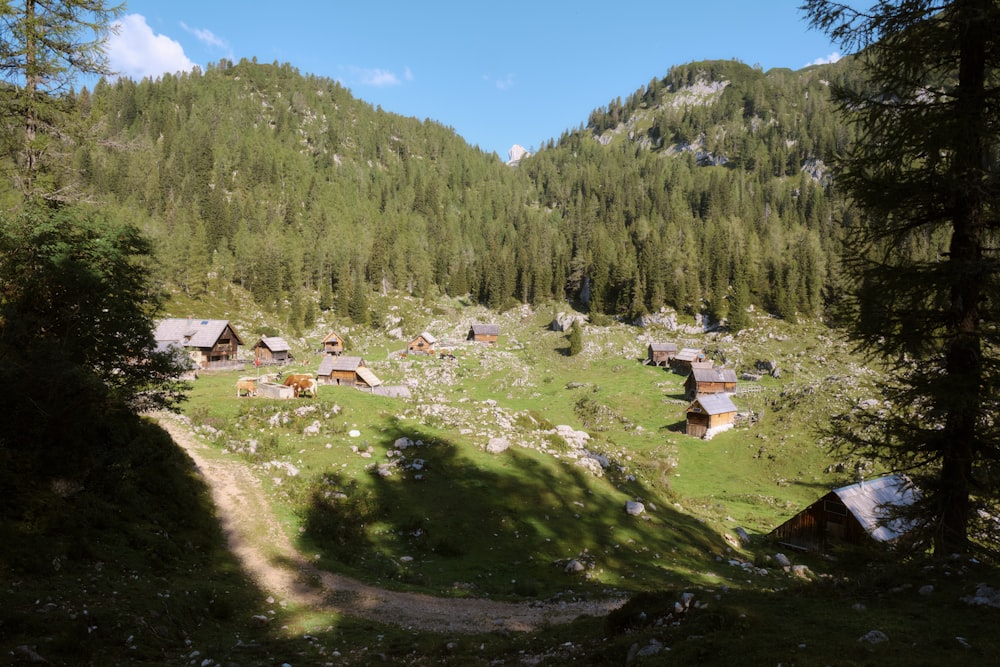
[154,318,243,348]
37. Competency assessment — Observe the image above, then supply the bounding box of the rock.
[14,645,47,663]
[961,583,1000,608]
[919,584,934,596]
[735,527,751,544]
[626,501,645,516]
[858,630,889,644]
[773,552,791,568]
[564,559,586,573]
[303,420,321,436]
[349,429,361,437]
[486,437,510,454]
[792,564,810,579]
[637,639,665,657]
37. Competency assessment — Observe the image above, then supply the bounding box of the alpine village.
[3,2,1000,666]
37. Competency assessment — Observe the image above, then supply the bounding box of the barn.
[685,393,738,439]
[253,336,292,364]
[154,318,244,369]
[467,323,500,345]
[317,355,382,389]
[647,342,677,366]
[407,332,437,355]
[671,347,706,374]
[685,366,738,399]
[322,330,346,355]
[768,475,920,552]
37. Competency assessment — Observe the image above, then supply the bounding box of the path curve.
[156,415,626,633]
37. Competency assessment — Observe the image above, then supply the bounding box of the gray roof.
[356,366,382,387]
[674,348,703,362]
[470,323,500,335]
[413,331,437,344]
[688,393,737,415]
[154,318,242,348]
[691,367,738,383]
[833,475,920,542]
[649,342,677,352]
[318,355,366,375]
[256,336,290,352]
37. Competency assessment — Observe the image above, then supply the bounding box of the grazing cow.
[282,373,316,397]
[236,379,257,397]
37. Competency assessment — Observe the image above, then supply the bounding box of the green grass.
[6,293,1000,665]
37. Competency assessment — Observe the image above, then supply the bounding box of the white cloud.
[180,21,228,51]
[807,51,842,67]
[107,14,196,80]
[350,67,402,87]
[495,74,515,91]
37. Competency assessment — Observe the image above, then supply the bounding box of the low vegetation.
[6,290,996,665]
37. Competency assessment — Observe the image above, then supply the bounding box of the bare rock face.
[506,144,530,166]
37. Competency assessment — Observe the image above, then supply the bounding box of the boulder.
[626,501,645,516]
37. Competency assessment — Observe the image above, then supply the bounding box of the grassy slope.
[4,289,999,665]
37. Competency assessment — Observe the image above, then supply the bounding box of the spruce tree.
[804,0,1000,554]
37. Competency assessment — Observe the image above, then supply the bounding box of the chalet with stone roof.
[467,323,500,345]
[317,355,381,389]
[685,366,738,399]
[768,475,920,552]
[647,342,678,366]
[322,330,346,356]
[685,393,738,439]
[154,318,243,369]
[407,332,436,355]
[252,336,292,364]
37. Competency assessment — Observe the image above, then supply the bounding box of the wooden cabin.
[317,355,382,389]
[407,332,437,355]
[467,323,500,345]
[154,318,243,369]
[671,347,706,374]
[685,393,738,439]
[768,475,919,552]
[685,367,738,399]
[322,330,346,355]
[647,342,678,366]
[253,336,292,364]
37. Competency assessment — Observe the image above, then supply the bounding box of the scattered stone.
[919,584,934,596]
[773,553,791,568]
[564,559,585,573]
[625,501,645,516]
[961,583,1000,608]
[349,429,361,437]
[486,437,510,454]
[858,630,889,644]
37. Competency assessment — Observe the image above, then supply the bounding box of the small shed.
[685,367,738,399]
[318,355,381,388]
[768,475,920,552]
[253,336,292,364]
[407,332,437,355]
[153,318,244,369]
[647,342,678,366]
[322,330,346,356]
[671,347,706,374]
[467,323,500,345]
[685,393,738,439]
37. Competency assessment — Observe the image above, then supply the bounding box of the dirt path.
[156,415,625,634]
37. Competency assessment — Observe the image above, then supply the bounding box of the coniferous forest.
[57,56,868,328]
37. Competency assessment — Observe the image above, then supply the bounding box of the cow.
[236,379,257,397]
[282,373,316,398]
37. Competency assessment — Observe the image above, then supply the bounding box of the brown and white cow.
[282,373,317,397]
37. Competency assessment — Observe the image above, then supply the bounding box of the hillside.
[63,57,868,330]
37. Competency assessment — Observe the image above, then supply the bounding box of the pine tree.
[568,320,583,357]
[805,0,1000,554]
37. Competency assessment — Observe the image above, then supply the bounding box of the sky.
[103,1,844,160]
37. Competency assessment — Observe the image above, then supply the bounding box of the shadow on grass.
[296,420,728,601]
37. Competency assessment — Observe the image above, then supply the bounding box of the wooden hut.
[467,323,500,345]
[253,336,292,364]
[154,318,243,369]
[407,332,437,355]
[685,393,738,439]
[685,367,738,399]
[647,342,678,366]
[768,475,920,552]
[671,347,706,374]
[317,355,382,389]
[322,330,346,355]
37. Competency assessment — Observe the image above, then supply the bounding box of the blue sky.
[105,1,843,160]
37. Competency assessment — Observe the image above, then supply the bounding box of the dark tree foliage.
[0,203,188,478]
[804,0,1000,554]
